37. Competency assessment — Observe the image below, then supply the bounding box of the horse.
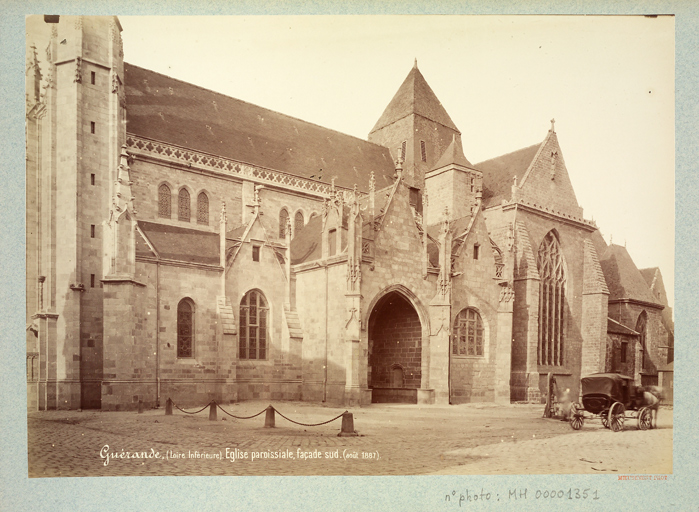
[640,386,663,428]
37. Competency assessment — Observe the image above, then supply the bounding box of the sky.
[25,14,675,307]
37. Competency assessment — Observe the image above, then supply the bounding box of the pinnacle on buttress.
[26,43,42,106]
[414,58,418,69]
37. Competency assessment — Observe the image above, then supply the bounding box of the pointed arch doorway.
[368,290,422,403]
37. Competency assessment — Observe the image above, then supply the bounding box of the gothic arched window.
[177,298,194,358]
[636,311,648,371]
[453,308,484,356]
[537,230,566,366]
[279,209,289,239]
[158,184,171,218]
[239,290,268,360]
[178,188,190,222]
[197,192,209,225]
[294,211,304,236]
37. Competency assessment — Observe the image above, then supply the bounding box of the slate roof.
[290,213,324,265]
[370,63,459,134]
[226,214,277,241]
[476,143,540,208]
[639,267,660,291]
[137,221,220,265]
[124,64,396,191]
[431,135,474,170]
[607,317,639,336]
[598,244,661,306]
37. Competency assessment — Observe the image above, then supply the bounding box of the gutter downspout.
[448,331,452,404]
[156,259,161,408]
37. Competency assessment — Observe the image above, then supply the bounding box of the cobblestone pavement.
[27,402,672,477]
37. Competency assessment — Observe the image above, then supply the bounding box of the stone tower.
[368,60,462,191]
[26,16,126,410]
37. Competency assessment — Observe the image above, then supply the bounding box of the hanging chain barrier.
[173,400,214,415]
[215,403,269,420]
[164,398,356,435]
[273,408,346,427]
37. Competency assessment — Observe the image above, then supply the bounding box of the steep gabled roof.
[290,213,324,265]
[599,244,661,306]
[431,135,474,170]
[370,63,459,134]
[137,221,219,265]
[124,64,395,191]
[476,143,540,208]
[607,317,639,336]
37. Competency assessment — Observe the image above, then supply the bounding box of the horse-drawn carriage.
[569,373,654,432]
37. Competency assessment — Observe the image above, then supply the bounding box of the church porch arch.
[366,285,430,403]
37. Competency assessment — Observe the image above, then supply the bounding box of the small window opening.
[470,177,474,193]
[252,245,260,262]
[90,274,95,288]
[90,225,95,238]
[420,140,427,162]
[473,243,480,260]
[400,141,407,161]
[409,188,419,208]
[620,341,627,363]
[91,71,95,85]
[91,173,95,186]
[90,122,95,134]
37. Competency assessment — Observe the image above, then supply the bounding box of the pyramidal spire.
[432,133,473,170]
[370,63,459,134]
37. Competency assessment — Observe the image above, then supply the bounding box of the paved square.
[27,402,672,477]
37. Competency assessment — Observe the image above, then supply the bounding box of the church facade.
[26,16,673,411]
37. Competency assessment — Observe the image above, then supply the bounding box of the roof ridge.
[474,141,542,166]
[125,62,392,152]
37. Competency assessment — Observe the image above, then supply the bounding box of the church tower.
[27,16,125,410]
[368,61,462,191]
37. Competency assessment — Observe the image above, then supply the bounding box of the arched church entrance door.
[368,291,422,403]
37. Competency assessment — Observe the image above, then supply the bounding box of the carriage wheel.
[569,403,584,430]
[600,410,610,429]
[638,407,652,431]
[609,402,625,432]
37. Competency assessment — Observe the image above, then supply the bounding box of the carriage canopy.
[581,373,634,400]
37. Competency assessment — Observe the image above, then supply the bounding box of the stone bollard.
[209,401,218,421]
[338,411,358,437]
[138,399,144,414]
[165,398,173,415]
[264,406,276,428]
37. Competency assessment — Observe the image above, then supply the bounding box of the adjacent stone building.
[26,16,673,410]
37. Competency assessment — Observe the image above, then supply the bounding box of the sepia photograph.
[22,14,676,480]
[6,5,696,510]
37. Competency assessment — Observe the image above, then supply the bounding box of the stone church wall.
[228,234,301,402]
[130,158,243,230]
[608,303,667,384]
[515,212,592,401]
[295,260,349,403]
[449,215,502,403]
